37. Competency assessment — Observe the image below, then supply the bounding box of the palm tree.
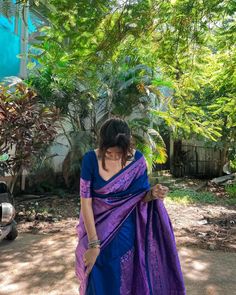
[95,60,168,171]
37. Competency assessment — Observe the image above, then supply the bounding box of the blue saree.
[75,150,186,295]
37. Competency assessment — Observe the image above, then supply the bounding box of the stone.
[27,214,36,222]
[211,174,235,184]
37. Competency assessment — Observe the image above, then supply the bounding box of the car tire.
[6,222,18,240]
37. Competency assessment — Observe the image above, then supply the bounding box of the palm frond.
[129,118,167,171]
[147,128,167,164]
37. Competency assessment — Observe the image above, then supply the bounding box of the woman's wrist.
[143,190,153,202]
[88,233,98,242]
[88,238,101,249]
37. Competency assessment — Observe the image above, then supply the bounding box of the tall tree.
[28,0,236,174]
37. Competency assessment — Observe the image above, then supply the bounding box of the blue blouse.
[80,150,144,198]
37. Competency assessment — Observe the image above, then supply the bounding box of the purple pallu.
[75,150,186,295]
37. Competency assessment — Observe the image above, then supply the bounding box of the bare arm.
[80,198,98,242]
[81,197,100,275]
[79,152,100,275]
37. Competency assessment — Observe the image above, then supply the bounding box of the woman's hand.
[151,184,169,201]
[143,184,169,202]
[83,247,100,276]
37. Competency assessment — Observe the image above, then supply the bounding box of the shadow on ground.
[0,232,236,295]
[179,247,236,295]
[0,232,79,295]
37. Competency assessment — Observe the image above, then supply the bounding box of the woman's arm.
[80,198,98,242]
[81,197,100,276]
[79,152,100,275]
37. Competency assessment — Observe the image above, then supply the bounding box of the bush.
[0,83,59,193]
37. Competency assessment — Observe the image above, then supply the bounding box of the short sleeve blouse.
[80,152,93,198]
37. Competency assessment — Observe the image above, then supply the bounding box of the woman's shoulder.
[134,149,144,160]
[82,150,96,162]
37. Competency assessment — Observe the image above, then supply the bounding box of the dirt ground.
[0,187,235,295]
[14,195,236,252]
[0,230,236,295]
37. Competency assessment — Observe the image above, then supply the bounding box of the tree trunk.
[10,169,21,194]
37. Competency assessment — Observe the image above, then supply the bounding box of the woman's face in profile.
[105,147,123,161]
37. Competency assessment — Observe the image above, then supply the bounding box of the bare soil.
[1,179,235,295]
[14,193,236,252]
[0,232,236,295]
[168,202,236,252]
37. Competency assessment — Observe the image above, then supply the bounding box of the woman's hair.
[98,118,133,170]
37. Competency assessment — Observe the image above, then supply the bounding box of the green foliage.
[129,118,167,171]
[167,187,236,206]
[152,101,222,141]
[27,0,236,177]
[95,60,170,170]
[30,53,170,173]
[225,184,236,199]
[230,156,236,172]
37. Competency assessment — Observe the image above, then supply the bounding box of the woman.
[75,118,186,295]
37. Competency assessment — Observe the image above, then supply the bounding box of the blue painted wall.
[0,2,40,81]
[0,16,21,79]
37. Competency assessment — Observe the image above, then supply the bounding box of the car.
[0,182,18,241]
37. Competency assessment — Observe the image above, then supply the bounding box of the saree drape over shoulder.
[75,150,186,295]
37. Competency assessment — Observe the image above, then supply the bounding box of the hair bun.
[115,133,129,148]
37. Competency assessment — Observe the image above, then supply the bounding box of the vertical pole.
[169,132,174,174]
[19,1,29,189]
[14,2,19,35]
[19,1,29,79]
[21,169,27,191]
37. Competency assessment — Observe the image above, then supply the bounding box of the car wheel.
[6,222,18,240]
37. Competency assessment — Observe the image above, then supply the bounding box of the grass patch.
[167,189,224,205]
[225,184,236,205]
[225,184,236,198]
